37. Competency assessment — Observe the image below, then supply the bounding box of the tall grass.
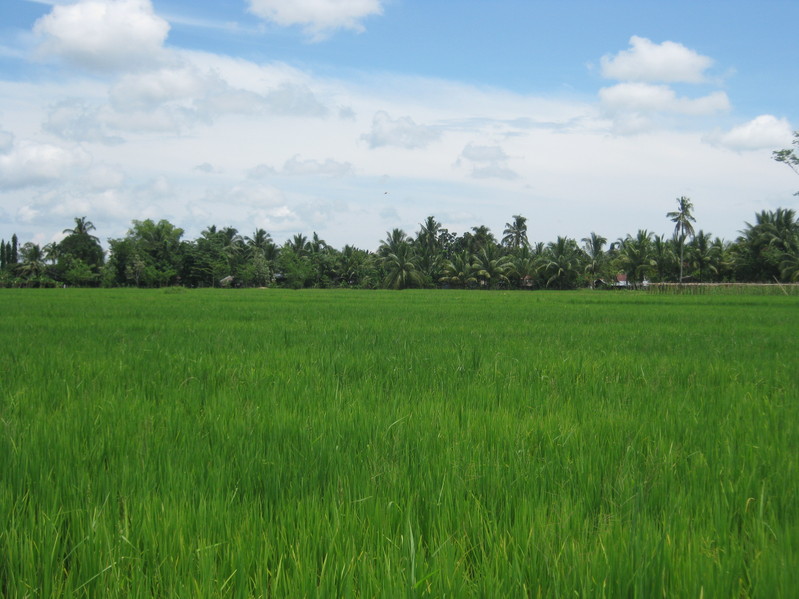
[1,289,797,597]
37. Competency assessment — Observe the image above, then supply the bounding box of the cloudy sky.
[1,0,797,250]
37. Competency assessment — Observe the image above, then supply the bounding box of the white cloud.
[600,83,730,116]
[362,111,441,149]
[44,99,125,144]
[0,140,91,188]
[707,115,794,151]
[33,0,170,72]
[247,0,384,38]
[457,143,517,180]
[601,36,714,83]
[282,156,353,176]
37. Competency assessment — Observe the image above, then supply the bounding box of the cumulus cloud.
[707,115,794,151]
[600,83,730,116]
[33,0,170,72]
[457,143,517,180]
[362,111,440,149]
[247,0,384,39]
[0,140,92,189]
[44,99,125,144]
[601,36,714,83]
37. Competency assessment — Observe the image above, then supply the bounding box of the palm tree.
[440,250,479,288]
[474,244,513,288]
[381,243,422,289]
[542,236,583,289]
[245,228,273,255]
[650,234,676,282]
[687,230,719,282]
[581,232,607,287]
[502,215,530,252]
[18,243,48,280]
[378,229,411,258]
[666,196,696,283]
[289,234,310,257]
[63,216,99,242]
[616,230,654,286]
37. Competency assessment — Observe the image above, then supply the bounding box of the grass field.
[1,289,797,597]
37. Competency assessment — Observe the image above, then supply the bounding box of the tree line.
[1,201,798,289]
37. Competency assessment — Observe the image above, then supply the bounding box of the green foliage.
[1,290,797,596]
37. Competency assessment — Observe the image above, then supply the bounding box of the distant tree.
[57,217,103,284]
[474,244,513,288]
[440,250,479,288]
[542,236,583,289]
[17,243,49,281]
[502,215,530,252]
[773,131,799,194]
[616,230,654,287]
[11,234,18,265]
[581,232,607,287]
[666,197,696,283]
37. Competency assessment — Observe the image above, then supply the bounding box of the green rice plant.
[0,289,797,597]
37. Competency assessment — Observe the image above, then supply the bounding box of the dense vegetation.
[1,289,797,597]
[2,203,799,289]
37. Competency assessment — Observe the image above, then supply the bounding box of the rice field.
[1,288,797,597]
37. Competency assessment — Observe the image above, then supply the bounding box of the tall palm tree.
[378,229,411,258]
[63,216,99,242]
[666,196,696,283]
[581,232,607,287]
[502,215,530,251]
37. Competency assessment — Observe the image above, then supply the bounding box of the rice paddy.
[1,288,797,597]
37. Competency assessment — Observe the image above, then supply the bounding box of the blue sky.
[0,0,797,250]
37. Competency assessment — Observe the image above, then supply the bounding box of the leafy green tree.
[650,235,676,282]
[381,242,422,289]
[581,232,607,287]
[415,216,445,286]
[17,243,49,282]
[616,230,654,287]
[735,208,799,282]
[57,217,104,284]
[440,250,479,288]
[542,236,583,289]
[502,215,530,251]
[107,219,184,287]
[474,244,513,288]
[687,230,720,282]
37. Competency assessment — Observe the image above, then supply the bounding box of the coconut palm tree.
[616,230,654,286]
[542,236,583,289]
[381,242,422,289]
[18,243,48,280]
[666,196,696,283]
[440,250,479,288]
[63,216,99,242]
[378,229,411,258]
[502,215,530,251]
[581,232,607,287]
[474,244,513,288]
